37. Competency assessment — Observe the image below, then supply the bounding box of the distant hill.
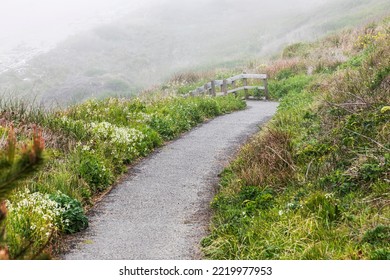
[1,0,389,106]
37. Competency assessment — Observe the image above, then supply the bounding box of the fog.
[1,0,389,105]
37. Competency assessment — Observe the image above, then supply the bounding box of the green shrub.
[6,190,64,258]
[268,74,313,99]
[369,249,390,260]
[362,225,390,246]
[215,95,246,113]
[148,113,177,140]
[88,122,148,163]
[74,148,114,192]
[303,192,341,225]
[282,42,310,59]
[49,193,88,234]
[239,186,275,215]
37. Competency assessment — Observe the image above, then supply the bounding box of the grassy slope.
[202,17,390,260]
[0,87,245,258]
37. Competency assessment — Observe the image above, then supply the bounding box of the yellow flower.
[380,106,390,114]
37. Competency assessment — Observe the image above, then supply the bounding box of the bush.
[303,192,341,225]
[282,42,310,59]
[268,74,313,99]
[74,148,114,192]
[49,193,88,234]
[362,225,390,246]
[5,190,64,258]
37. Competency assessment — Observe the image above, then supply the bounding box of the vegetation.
[0,90,245,258]
[202,17,389,260]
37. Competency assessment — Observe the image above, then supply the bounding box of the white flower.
[7,189,68,239]
[325,193,334,199]
[82,145,90,151]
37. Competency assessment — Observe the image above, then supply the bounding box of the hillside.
[202,16,390,259]
[1,0,390,106]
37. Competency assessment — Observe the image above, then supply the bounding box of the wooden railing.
[189,73,269,99]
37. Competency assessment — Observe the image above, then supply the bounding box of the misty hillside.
[1,0,390,106]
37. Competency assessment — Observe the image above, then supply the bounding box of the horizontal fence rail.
[188,73,269,99]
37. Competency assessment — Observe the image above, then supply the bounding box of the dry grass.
[233,128,296,191]
[260,58,307,78]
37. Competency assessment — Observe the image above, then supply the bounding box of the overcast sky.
[0,0,150,52]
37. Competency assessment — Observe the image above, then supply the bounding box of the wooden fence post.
[211,80,216,97]
[231,80,236,96]
[222,79,227,95]
[263,77,269,100]
[243,72,248,99]
[204,84,208,95]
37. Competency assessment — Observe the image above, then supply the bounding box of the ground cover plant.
[0,87,245,258]
[202,17,390,260]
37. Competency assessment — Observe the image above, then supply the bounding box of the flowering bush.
[5,189,65,258]
[89,122,147,162]
[49,115,89,140]
[355,31,387,50]
[66,98,150,127]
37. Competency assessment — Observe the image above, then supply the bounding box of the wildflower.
[82,145,90,151]
[381,106,390,114]
[286,203,295,208]
[325,193,334,199]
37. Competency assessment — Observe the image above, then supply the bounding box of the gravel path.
[63,101,278,260]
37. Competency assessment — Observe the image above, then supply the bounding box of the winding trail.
[64,101,278,260]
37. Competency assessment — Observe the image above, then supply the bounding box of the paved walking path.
[64,101,278,259]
